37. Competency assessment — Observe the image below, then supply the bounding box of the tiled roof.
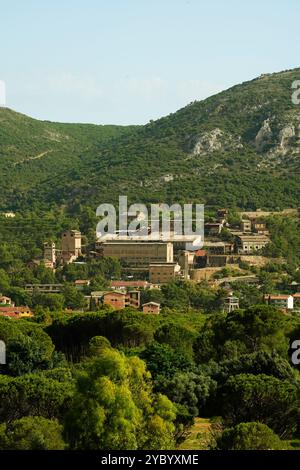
[268,295,291,300]
[194,250,206,257]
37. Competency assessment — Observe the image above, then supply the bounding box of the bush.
[216,422,289,450]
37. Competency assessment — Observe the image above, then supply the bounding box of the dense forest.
[1,301,300,450]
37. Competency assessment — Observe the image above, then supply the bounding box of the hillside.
[1,68,300,214]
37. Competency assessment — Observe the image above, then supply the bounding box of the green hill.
[1,67,300,214]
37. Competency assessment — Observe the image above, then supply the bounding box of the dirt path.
[178,418,213,450]
[13,150,52,166]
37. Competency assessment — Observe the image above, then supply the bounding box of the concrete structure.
[100,241,173,266]
[149,263,180,284]
[96,233,202,255]
[264,294,294,311]
[223,296,240,313]
[193,250,207,269]
[142,302,161,314]
[103,291,126,310]
[217,208,229,220]
[252,221,268,234]
[203,241,234,255]
[90,291,105,308]
[190,267,223,281]
[236,234,270,254]
[204,222,223,236]
[178,251,195,279]
[241,220,252,232]
[43,242,56,269]
[61,230,82,263]
[111,280,150,290]
[25,284,63,294]
[102,290,140,310]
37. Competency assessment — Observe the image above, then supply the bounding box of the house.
[236,234,270,254]
[142,302,161,314]
[103,291,125,309]
[90,291,106,308]
[252,220,268,234]
[0,296,14,306]
[204,241,234,255]
[74,279,91,290]
[204,222,223,236]
[193,250,207,268]
[125,290,140,309]
[0,306,33,319]
[102,290,140,310]
[264,294,294,311]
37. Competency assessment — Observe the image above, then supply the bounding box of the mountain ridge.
[1,67,300,212]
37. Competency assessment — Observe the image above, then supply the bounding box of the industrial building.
[149,262,180,284]
[98,241,174,267]
[61,230,82,263]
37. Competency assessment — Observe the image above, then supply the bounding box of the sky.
[1,0,300,125]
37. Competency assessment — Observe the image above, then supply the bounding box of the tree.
[194,305,289,363]
[0,268,10,292]
[218,374,300,438]
[156,370,217,418]
[141,342,192,379]
[154,322,197,359]
[0,416,65,450]
[0,374,74,422]
[64,344,176,450]
[216,422,288,450]
[32,292,65,311]
[62,284,86,310]
[212,351,297,386]
[0,318,56,376]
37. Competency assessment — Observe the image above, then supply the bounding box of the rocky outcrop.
[255,119,273,152]
[191,128,243,156]
[278,125,296,153]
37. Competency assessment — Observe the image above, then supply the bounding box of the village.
[0,208,299,319]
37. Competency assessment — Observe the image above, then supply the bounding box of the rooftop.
[111,280,149,288]
[268,295,292,300]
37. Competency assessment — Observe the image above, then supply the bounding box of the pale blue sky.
[1,0,300,124]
